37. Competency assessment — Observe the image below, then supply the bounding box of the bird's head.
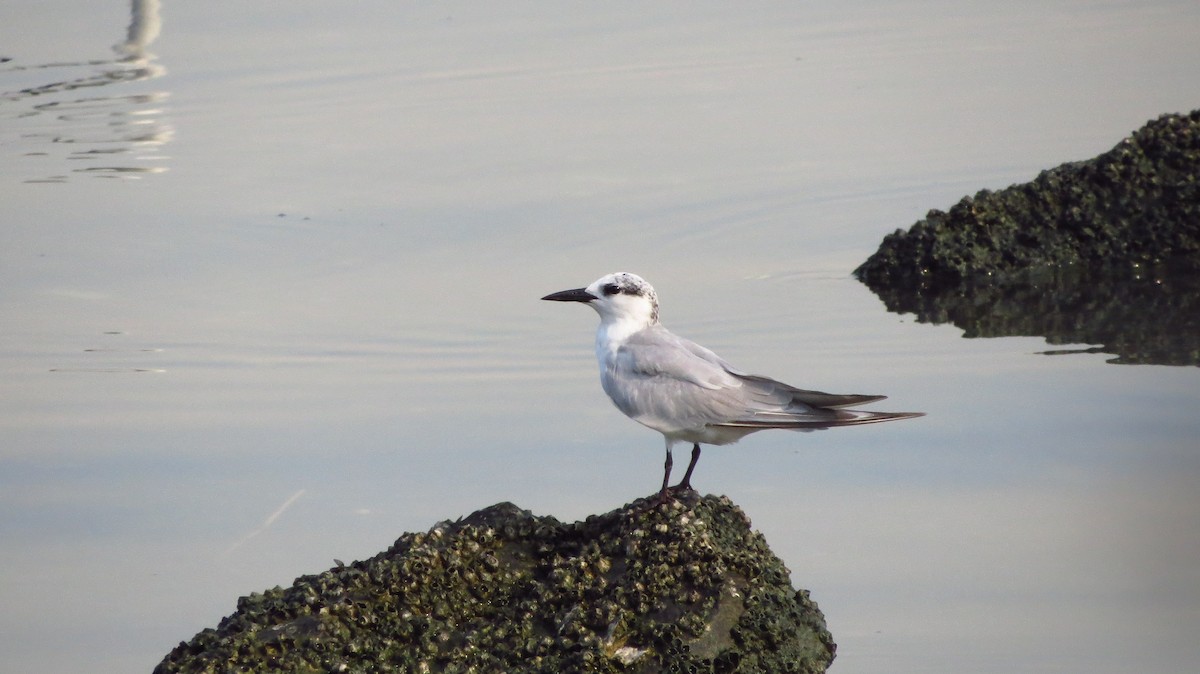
[542,272,660,326]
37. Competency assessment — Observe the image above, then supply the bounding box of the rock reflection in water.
[862,264,1200,366]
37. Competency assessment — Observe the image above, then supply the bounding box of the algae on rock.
[155,494,836,674]
[854,110,1200,288]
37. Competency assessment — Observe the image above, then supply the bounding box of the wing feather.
[600,325,920,439]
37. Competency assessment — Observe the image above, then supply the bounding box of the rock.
[154,493,836,674]
[854,110,1200,289]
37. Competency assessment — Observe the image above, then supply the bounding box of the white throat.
[594,314,645,360]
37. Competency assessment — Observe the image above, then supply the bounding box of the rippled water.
[2,2,1199,672]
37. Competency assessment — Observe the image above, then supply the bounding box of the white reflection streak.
[222,489,307,559]
[114,0,163,60]
[5,0,172,181]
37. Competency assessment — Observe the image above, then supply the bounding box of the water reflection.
[115,0,164,61]
[862,264,1200,366]
[0,0,169,183]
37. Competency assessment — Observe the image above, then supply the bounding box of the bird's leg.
[656,446,674,505]
[671,443,701,492]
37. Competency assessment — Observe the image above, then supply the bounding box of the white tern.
[543,272,923,503]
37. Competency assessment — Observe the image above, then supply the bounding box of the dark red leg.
[672,443,701,492]
[656,447,674,505]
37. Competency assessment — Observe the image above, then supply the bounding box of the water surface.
[2,2,1199,672]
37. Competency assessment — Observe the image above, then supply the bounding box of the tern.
[543,272,923,503]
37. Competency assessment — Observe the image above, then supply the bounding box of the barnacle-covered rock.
[855,110,1200,288]
[155,494,835,674]
[852,110,1200,366]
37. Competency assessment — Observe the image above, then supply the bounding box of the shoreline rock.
[854,110,1200,289]
[155,494,836,674]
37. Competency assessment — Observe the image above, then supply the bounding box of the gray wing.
[604,325,914,433]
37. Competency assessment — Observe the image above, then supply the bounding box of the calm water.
[2,2,1199,672]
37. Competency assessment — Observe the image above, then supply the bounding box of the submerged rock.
[155,494,836,674]
[854,110,1200,288]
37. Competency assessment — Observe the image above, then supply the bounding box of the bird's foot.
[654,487,675,507]
[668,480,694,494]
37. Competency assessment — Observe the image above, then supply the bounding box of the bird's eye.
[603,283,620,296]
